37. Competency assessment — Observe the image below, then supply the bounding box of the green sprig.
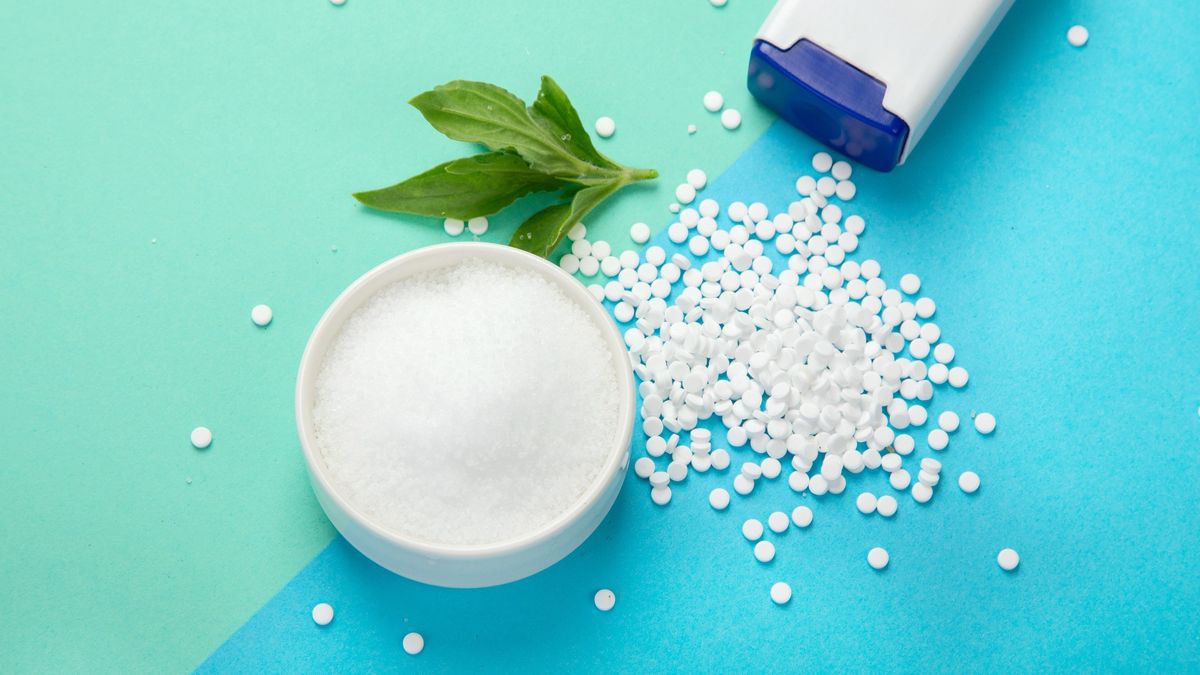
[353,76,657,257]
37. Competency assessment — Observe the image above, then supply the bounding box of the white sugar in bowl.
[295,243,635,588]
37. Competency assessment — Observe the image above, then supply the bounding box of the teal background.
[0,2,769,671]
[4,0,1200,672]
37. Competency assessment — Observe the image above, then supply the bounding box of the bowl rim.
[295,241,635,560]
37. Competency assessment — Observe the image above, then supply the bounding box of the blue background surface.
[202,2,1200,662]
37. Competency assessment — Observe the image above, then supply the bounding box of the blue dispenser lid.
[748,38,909,172]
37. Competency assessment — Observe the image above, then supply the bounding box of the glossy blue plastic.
[748,38,909,171]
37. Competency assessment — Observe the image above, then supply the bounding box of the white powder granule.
[313,259,621,546]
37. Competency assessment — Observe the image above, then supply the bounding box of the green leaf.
[510,180,622,257]
[353,151,563,219]
[409,80,597,179]
[355,76,658,257]
[528,75,620,171]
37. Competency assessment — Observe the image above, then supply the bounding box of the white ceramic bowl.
[295,242,635,588]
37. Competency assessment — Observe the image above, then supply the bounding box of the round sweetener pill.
[190,426,212,450]
[948,366,970,388]
[687,169,708,190]
[559,254,580,274]
[827,476,846,495]
[753,540,775,563]
[703,90,724,112]
[443,218,464,236]
[600,256,620,277]
[710,448,730,470]
[974,412,996,434]
[733,474,754,495]
[831,160,852,181]
[580,254,600,276]
[867,547,889,570]
[312,603,334,626]
[667,460,688,482]
[795,175,816,196]
[709,488,730,510]
[742,518,764,541]
[908,338,930,359]
[812,152,833,173]
[645,246,666,266]
[844,215,865,235]
[1067,25,1089,47]
[630,222,650,244]
[594,116,616,138]
[727,201,748,221]
[959,471,981,493]
[908,405,928,426]
[643,414,665,435]
[911,482,933,503]
[791,505,813,528]
[997,548,1020,571]
[768,511,789,533]
[676,183,697,205]
[919,322,940,343]
[748,202,769,223]
[933,343,955,364]
[650,485,672,506]
[402,632,425,655]
[761,457,782,479]
[721,108,741,130]
[467,216,488,235]
[816,176,836,197]
[938,411,960,432]
[856,492,877,514]
[928,429,949,451]
[915,297,936,318]
[928,363,949,384]
[613,302,634,322]
[881,453,902,472]
[594,588,616,611]
[770,581,792,605]
[251,304,273,327]
[645,436,667,457]
[633,457,655,479]
[876,495,898,517]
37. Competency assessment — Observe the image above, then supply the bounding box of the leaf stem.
[626,167,658,181]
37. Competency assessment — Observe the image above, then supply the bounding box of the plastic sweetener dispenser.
[749,0,1015,171]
